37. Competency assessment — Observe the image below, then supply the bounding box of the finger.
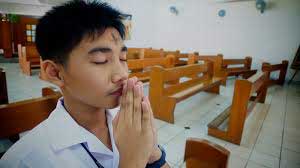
[133,83,142,131]
[147,97,158,146]
[125,78,134,125]
[141,96,152,132]
[137,81,144,97]
[131,76,139,85]
[119,80,127,123]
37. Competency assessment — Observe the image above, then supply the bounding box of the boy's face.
[60,27,128,109]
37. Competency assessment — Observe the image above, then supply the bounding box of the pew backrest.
[128,55,175,81]
[262,60,288,86]
[184,138,230,168]
[0,88,61,139]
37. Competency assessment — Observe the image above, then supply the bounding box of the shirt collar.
[46,98,119,156]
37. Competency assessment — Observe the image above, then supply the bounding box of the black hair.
[36,0,125,65]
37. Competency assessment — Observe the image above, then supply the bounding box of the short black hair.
[36,0,125,65]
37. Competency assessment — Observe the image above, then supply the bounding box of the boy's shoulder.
[1,118,54,167]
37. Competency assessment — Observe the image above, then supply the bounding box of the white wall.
[1,0,300,80]
[108,0,300,80]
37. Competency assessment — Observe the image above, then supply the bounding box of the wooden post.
[0,68,9,104]
[0,21,13,58]
[245,56,252,70]
[149,66,165,121]
[278,60,289,85]
[227,80,252,144]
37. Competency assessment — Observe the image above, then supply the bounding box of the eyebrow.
[88,46,128,55]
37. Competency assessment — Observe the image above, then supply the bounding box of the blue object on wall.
[218,9,226,17]
[169,6,179,15]
[256,0,266,13]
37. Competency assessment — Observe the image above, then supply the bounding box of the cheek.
[67,65,110,95]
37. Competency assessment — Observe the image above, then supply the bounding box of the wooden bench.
[127,48,164,59]
[0,87,61,157]
[0,67,8,104]
[141,48,164,58]
[262,60,288,86]
[17,44,41,76]
[170,52,199,66]
[127,55,175,82]
[222,56,257,79]
[208,72,268,145]
[149,63,224,123]
[188,53,227,84]
[127,48,145,59]
[184,138,230,168]
[163,50,186,66]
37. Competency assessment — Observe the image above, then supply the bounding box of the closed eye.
[93,60,108,64]
[120,59,127,62]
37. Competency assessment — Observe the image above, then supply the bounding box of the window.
[25,24,36,43]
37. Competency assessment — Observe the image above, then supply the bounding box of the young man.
[0,0,169,167]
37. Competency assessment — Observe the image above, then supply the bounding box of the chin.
[105,97,121,109]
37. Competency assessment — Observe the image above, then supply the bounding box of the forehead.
[82,28,123,47]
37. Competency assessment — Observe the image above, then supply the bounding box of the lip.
[110,87,123,96]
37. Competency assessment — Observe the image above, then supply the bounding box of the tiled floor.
[1,63,300,168]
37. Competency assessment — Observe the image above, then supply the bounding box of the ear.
[41,60,65,88]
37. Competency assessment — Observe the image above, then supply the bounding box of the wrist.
[119,156,148,168]
[148,146,162,164]
[146,145,166,168]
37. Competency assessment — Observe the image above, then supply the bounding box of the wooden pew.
[127,48,145,59]
[184,138,230,168]
[188,53,227,84]
[17,44,41,76]
[222,56,257,79]
[0,67,8,104]
[149,63,224,123]
[127,48,164,59]
[262,60,288,86]
[143,48,164,58]
[163,50,185,66]
[171,52,199,66]
[207,72,268,145]
[127,55,175,82]
[17,44,23,69]
[0,87,61,156]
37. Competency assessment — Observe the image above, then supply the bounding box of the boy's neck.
[62,96,112,150]
[63,96,107,129]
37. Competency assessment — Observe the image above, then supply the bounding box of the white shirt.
[0,98,120,168]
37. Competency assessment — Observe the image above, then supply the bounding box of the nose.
[111,62,128,85]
